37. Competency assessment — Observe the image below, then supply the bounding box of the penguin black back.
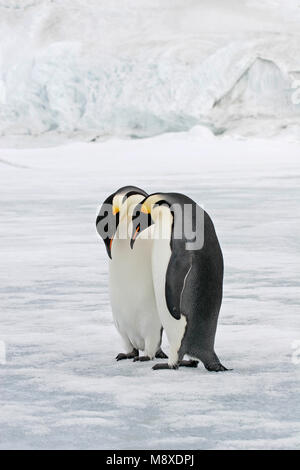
[148,192,226,371]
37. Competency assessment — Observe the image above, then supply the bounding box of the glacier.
[0,0,300,143]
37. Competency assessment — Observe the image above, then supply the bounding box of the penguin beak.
[130,223,141,249]
[96,206,120,259]
[109,236,114,254]
[130,205,153,249]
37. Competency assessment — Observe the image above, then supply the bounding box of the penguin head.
[96,186,148,258]
[130,193,171,249]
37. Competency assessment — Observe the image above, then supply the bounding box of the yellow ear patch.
[141,204,149,214]
[112,206,119,216]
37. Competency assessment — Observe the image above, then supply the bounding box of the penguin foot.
[133,356,150,362]
[179,360,199,368]
[155,348,168,359]
[116,349,139,361]
[205,362,229,372]
[152,362,179,370]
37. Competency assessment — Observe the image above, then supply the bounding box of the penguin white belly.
[109,226,161,356]
[151,209,187,366]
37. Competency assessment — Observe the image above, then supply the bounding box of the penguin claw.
[152,362,179,370]
[179,360,199,368]
[205,363,229,372]
[116,349,139,361]
[133,356,150,362]
[116,353,127,361]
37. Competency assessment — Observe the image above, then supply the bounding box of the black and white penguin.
[131,192,228,372]
[96,186,167,362]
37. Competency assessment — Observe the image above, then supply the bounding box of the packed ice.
[0,0,300,142]
[1,134,300,449]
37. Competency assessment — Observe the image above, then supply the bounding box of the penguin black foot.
[152,362,179,370]
[155,348,168,359]
[116,349,139,361]
[133,356,150,362]
[204,362,229,372]
[179,360,199,368]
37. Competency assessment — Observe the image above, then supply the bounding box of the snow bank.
[0,0,300,142]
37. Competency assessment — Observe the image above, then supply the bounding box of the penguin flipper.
[165,253,192,320]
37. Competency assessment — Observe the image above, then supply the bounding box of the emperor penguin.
[96,186,167,362]
[131,192,228,372]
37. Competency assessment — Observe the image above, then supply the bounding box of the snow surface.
[0,0,300,142]
[0,132,300,450]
